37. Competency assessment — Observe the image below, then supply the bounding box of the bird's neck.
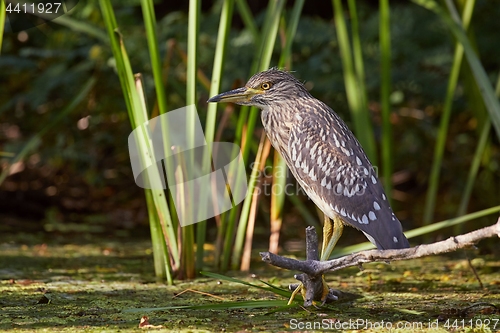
[261,100,300,157]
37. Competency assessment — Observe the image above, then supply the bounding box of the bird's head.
[208,68,311,109]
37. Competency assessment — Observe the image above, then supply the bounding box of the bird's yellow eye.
[261,82,272,90]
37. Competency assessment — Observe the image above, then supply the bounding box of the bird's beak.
[207,87,261,104]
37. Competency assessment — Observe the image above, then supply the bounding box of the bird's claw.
[288,276,339,307]
[287,282,303,305]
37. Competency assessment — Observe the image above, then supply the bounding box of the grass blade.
[203,0,235,271]
[240,138,272,271]
[51,15,108,43]
[269,153,286,254]
[200,271,293,298]
[422,0,475,228]
[413,0,500,140]
[456,73,500,222]
[139,0,176,283]
[232,133,267,270]
[332,0,377,163]
[141,0,168,116]
[145,189,172,283]
[0,0,5,54]
[278,0,304,68]
[220,0,285,271]
[270,0,305,255]
[100,0,179,281]
[123,300,291,313]
[456,119,491,217]
[179,0,202,279]
[378,0,393,200]
[235,0,259,44]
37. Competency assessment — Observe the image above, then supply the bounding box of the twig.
[260,216,500,305]
[465,252,484,289]
[173,288,225,301]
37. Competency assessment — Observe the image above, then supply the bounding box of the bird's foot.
[288,274,340,307]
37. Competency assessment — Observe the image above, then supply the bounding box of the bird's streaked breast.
[262,97,408,249]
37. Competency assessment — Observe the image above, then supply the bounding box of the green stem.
[0,0,5,54]
[378,0,393,203]
[332,0,377,163]
[456,72,500,219]
[202,0,235,271]
[422,0,475,227]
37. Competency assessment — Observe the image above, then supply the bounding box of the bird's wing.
[287,104,408,250]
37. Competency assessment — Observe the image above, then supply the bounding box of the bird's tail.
[362,219,410,250]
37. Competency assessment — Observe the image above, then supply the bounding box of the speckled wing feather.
[287,100,409,250]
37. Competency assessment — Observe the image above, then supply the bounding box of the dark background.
[1,0,499,250]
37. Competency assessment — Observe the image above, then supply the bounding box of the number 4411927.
[444,318,499,330]
[6,2,62,14]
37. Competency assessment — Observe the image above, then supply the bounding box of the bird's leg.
[319,215,344,303]
[321,215,344,261]
[286,222,344,306]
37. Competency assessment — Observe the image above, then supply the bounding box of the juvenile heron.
[208,68,409,302]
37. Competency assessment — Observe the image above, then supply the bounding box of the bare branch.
[260,216,500,278]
